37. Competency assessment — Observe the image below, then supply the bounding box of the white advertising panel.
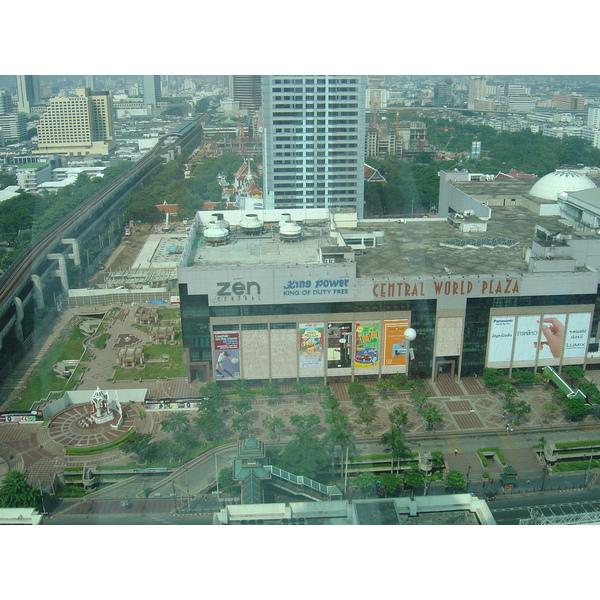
[564,313,591,358]
[487,316,515,363]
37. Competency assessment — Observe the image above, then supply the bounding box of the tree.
[562,366,585,388]
[403,468,425,498]
[160,412,190,435]
[409,387,430,413]
[199,382,225,405]
[389,406,409,429]
[564,395,589,421]
[424,405,444,430]
[278,436,329,479]
[231,413,253,439]
[0,471,40,508]
[120,432,156,462]
[195,410,226,441]
[262,415,285,439]
[504,398,532,425]
[537,436,547,462]
[260,381,280,403]
[289,414,320,437]
[381,426,411,474]
[444,469,466,492]
[233,379,253,399]
[375,378,395,396]
[218,466,236,494]
[378,473,401,497]
[355,472,377,493]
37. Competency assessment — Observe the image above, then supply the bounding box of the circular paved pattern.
[48,404,137,448]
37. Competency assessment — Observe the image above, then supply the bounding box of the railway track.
[0,120,202,315]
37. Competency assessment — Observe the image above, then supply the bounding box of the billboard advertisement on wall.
[487,312,591,366]
[355,322,380,369]
[564,313,592,358]
[213,332,240,379]
[488,316,515,363]
[299,323,325,369]
[327,322,352,368]
[383,320,409,366]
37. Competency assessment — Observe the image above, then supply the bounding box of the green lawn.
[112,343,186,380]
[12,327,89,411]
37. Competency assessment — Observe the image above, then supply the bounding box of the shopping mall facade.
[178,169,600,384]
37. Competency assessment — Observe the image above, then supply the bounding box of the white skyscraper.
[588,106,600,129]
[262,75,366,218]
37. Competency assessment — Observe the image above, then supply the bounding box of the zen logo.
[216,281,261,296]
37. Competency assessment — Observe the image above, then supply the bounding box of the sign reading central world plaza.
[178,264,599,306]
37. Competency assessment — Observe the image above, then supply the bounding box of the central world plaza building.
[178,169,600,385]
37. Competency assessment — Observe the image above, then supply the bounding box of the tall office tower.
[467,76,487,110]
[0,90,14,115]
[588,107,600,128]
[0,113,27,142]
[262,75,366,218]
[143,75,161,114]
[228,75,262,113]
[16,75,40,113]
[85,75,95,89]
[34,88,115,156]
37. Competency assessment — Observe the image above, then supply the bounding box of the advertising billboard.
[564,312,591,358]
[487,311,591,366]
[487,316,515,364]
[299,323,325,369]
[355,322,380,369]
[213,332,240,379]
[383,319,409,366]
[327,322,352,368]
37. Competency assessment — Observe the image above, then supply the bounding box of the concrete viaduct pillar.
[31,274,45,310]
[47,253,69,294]
[14,296,24,342]
[61,238,81,267]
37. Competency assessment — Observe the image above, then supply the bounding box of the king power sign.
[180,267,598,306]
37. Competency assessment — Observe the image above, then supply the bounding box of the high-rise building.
[143,75,161,115]
[587,106,600,128]
[15,75,40,113]
[228,76,262,113]
[262,75,366,218]
[0,90,13,115]
[34,88,115,156]
[468,76,487,110]
[0,113,27,142]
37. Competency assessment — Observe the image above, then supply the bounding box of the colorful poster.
[355,322,380,369]
[487,316,515,364]
[383,320,409,366]
[327,323,352,368]
[213,332,240,379]
[564,313,591,358]
[299,323,324,369]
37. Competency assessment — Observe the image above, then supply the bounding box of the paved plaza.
[0,301,599,504]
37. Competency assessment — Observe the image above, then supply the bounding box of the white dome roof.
[529,170,597,201]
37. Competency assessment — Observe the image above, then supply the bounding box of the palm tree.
[380,426,411,474]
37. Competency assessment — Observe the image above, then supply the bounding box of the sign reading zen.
[216,281,261,299]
